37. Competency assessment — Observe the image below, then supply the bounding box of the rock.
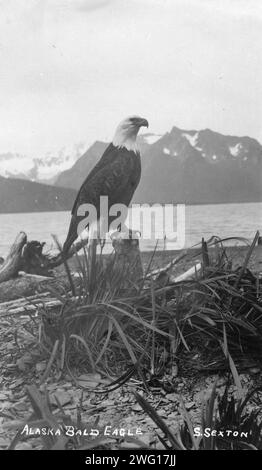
[119,441,141,449]
[0,392,9,400]
[45,383,58,391]
[132,404,143,412]
[185,401,195,410]
[101,399,115,407]
[50,391,72,407]
[135,415,146,421]
[138,434,154,447]
[154,441,166,450]
[121,396,130,403]
[0,401,10,409]
[151,423,159,429]
[62,382,73,389]
[9,378,24,389]
[165,393,179,402]
[82,398,91,407]
[15,443,33,450]
[11,390,25,400]
[16,353,33,371]
[78,373,101,382]
[0,437,9,447]
[77,380,100,389]
[177,382,184,389]
[125,416,136,423]
[36,362,46,372]
[12,401,29,411]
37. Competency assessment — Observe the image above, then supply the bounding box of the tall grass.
[38,233,261,383]
[134,377,262,450]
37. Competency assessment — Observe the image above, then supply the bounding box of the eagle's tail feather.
[63,219,79,254]
[63,236,74,254]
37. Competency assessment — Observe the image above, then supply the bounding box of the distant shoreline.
[0,199,261,215]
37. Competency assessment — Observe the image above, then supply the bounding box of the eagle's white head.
[113,115,149,152]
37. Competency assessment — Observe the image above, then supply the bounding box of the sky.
[0,0,261,156]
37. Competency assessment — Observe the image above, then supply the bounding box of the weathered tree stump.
[111,230,143,292]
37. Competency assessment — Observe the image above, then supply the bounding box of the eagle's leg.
[98,237,106,253]
[96,216,108,253]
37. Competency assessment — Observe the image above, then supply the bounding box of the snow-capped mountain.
[152,126,262,166]
[1,126,262,207]
[0,133,163,184]
[56,126,262,204]
[54,133,162,189]
[0,142,88,183]
[133,126,262,203]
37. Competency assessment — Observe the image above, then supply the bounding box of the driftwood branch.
[0,271,67,303]
[0,232,86,286]
[0,229,144,308]
[0,232,93,287]
[170,262,202,283]
[0,232,27,283]
[0,294,62,317]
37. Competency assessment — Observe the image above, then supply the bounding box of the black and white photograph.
[0,0,261,456]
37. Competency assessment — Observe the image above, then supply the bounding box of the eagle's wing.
[71,143,118,214]
[73,150,138,213]
[63,148,140,252]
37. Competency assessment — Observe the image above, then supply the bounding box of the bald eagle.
[63,116,148,253]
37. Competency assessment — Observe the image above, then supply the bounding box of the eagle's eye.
[129,117,137,125]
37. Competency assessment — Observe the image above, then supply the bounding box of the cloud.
[0,0,261,155]
[74,0,116,12]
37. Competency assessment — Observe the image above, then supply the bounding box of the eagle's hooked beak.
[138,118,149,128]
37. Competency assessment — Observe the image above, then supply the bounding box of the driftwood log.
[0,228,204,317]
[0,231,88,285]
[0,231,69,302]
[0,293,62,318]
[0,230,144,300]
[0,274,49,303]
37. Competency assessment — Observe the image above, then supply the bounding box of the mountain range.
[0,142,87,184]
[56,127,262,204]
[0,126,261,213]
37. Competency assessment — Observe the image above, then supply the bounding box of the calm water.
[0,202,261,257]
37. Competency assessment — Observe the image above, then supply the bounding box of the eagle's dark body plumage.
[63,142,141,253]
